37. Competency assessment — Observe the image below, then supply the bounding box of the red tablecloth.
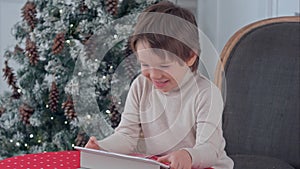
[0,151,80,169]
[0,151,213,169]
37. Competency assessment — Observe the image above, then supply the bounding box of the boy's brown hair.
[130,1,200,72]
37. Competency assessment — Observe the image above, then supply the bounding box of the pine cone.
[25,37,39,65]
[75,131,89,147]
[109,104,121,128]
[124,40,133,57]
[62,96,77,120]
[49,81,59,112]
[3,60,17,87]
[2,60,22,99]
[22,1,37,30]
[19,103,34,125]
[84,35,97,59]
[0,106,6,117]
[52,33,65,54]
[79,0,88,13]
[105,0,118,16]
[11,86,22,99]
[123,42,137,80]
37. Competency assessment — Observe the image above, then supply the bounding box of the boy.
[85,1,234,169]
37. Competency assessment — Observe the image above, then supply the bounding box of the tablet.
[75,146,170,169]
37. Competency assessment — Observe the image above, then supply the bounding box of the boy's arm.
[98,78,142,154]
[184,85,225,168]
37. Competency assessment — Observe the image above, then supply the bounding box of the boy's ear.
[186,52,198,67]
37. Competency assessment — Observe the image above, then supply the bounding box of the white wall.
[0,0,27,94]
[197,0,299,80]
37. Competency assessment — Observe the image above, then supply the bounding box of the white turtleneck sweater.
[98,71,234,169]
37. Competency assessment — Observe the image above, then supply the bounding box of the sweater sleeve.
[98,78,142,154]
[183,84,225,168]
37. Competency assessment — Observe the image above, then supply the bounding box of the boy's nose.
[149,68,162,79]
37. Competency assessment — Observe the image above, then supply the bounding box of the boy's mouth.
[152,80,169,88]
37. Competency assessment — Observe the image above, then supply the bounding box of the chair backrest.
[214,16,300,168]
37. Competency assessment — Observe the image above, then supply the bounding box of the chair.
[214,16,300,169]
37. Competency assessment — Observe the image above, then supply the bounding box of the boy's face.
[136,40,191,93]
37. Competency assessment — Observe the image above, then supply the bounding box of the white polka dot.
[34,155,38,157]
[34,165,37,167]
[21,159,24,161]
[66,157,69,159]
[8,160,11,162]
[33,159,37,161]
[27,162,30,164]
[67,152,71,154]
[47,164,50,167]
[60,164,64,166]
[27,157,30,159]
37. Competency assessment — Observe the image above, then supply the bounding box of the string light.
[78,72,82,76]
[24,143,28,147]
[50,116,54,120]
[87,115,91,119]
[66,40,71,44]
[64,121,68,124]
[10,139,13,143]
[46,104,49,108]
[38,140,41,143]
[17,89,22,93]
[29,134,34,138]
[16,142,20,147]
[102,75,106,79]
[71,144,75,147]
[106,110,111,114]
[70,24,74,28]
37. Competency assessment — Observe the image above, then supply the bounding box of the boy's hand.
[157,149,192,169]
[85,136,101,150]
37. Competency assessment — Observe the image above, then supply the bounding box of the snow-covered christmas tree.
[0,0,159,159]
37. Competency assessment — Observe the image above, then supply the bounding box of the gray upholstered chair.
[214,16,300,169]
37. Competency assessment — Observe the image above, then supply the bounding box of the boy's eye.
[141,64,149,67]
[160,65,170,68]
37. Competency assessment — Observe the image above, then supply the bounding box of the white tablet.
[75,146,170,169]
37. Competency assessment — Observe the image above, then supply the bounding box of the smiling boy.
[85,1,233,169]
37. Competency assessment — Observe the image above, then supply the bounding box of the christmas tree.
[0,0,159,159]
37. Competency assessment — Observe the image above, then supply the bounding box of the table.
[0,151,80,169]
[0,151,213,169]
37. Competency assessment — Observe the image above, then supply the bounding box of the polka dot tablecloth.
[0,151,80,169]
